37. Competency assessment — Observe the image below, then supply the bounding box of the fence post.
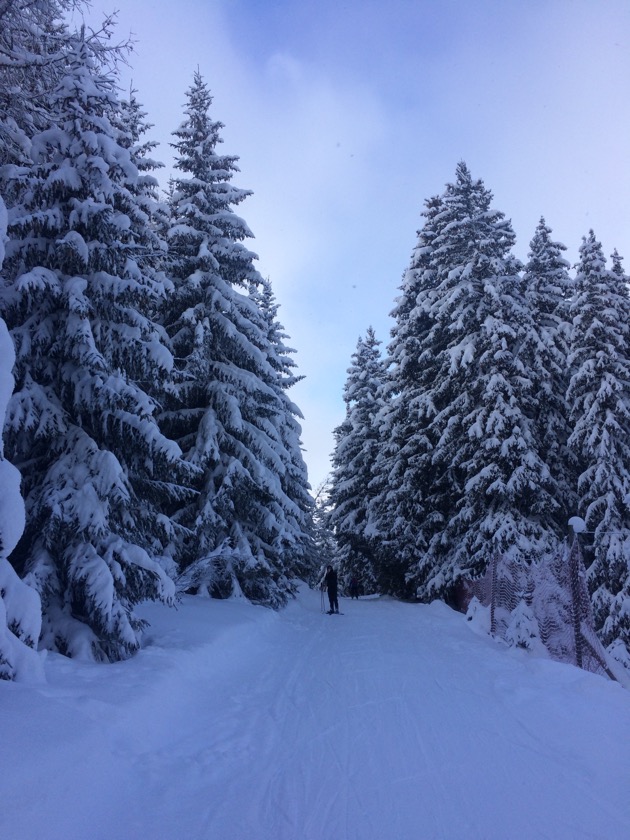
[490,550,499,636]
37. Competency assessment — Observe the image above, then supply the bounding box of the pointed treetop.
[577,230,607,277]
[610,249,625,277]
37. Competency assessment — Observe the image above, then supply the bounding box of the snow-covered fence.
[465,540,618,681]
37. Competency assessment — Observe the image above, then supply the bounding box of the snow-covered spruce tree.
[328,327,384,595]
[247,276,316,580]
[566,233,630,665]
[0,0,72,167]
[0,37,193,661]
[113,87,198,574]
[114,88,171,268]
[0,193,44,681]
[369,194,445,596]
[521,218,575,532]
[311,477,337,579]
[404,163,559,600]
[162,72,311,606]
[0,2,125,170]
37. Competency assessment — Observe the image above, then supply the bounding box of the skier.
[349,576,359,599]
[323,564,339,614]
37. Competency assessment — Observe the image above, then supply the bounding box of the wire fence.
[465,539,617,681]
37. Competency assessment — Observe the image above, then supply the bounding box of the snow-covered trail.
[1,586,629,840]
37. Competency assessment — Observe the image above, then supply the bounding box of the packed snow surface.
[1,585,629,840]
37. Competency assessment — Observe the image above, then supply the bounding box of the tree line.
[2,2,628,682]
[326,161,630,672]
[0,1,315,677]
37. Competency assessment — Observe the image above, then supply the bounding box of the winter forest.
[326,163,630,681]
[1,0,629,689]
[0,1,315,678]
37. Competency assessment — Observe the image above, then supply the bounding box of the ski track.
[1,587,629,840]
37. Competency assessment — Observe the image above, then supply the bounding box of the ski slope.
[1,584,629,840]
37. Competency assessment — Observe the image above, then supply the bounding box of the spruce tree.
[311,478,337,577]
[328,327,384,594]
[521,218,575,534]
[1,0,71,166]
[370,194,444,596]
[567,233,630,663]
[0,37,190,661]
[248,277,315,580]
[0,2,125,169]
[114,88,170,272]
[379,164,558,601]
[422,165,558,595]
[163,73,312,606]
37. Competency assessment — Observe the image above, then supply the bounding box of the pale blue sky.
[80,0,630,491]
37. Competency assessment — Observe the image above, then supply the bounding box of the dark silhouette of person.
[324,565,339,613]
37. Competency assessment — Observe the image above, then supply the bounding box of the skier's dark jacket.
[325,568,338,596]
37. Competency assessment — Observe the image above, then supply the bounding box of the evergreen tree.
[0,2,125,169]
[566,233,630,662]
[114,87,171,269]
[379,164,558,601]
[421,165,558,595]
[311,478,337,579]
[248,276,315,580]
[163,72,312,606]
[328,327,384,594]
[521,218,575,533]
[0,37,190,661]
[369,194,444,596]
[0,0,71,167]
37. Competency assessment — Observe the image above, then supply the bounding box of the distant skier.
[349,576,359,600]
[323,565,339,614]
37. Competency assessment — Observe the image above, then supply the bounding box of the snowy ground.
[1,585,629,840]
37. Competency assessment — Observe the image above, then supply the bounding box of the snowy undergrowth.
[0,585,628,840]
[0,194,44,682]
